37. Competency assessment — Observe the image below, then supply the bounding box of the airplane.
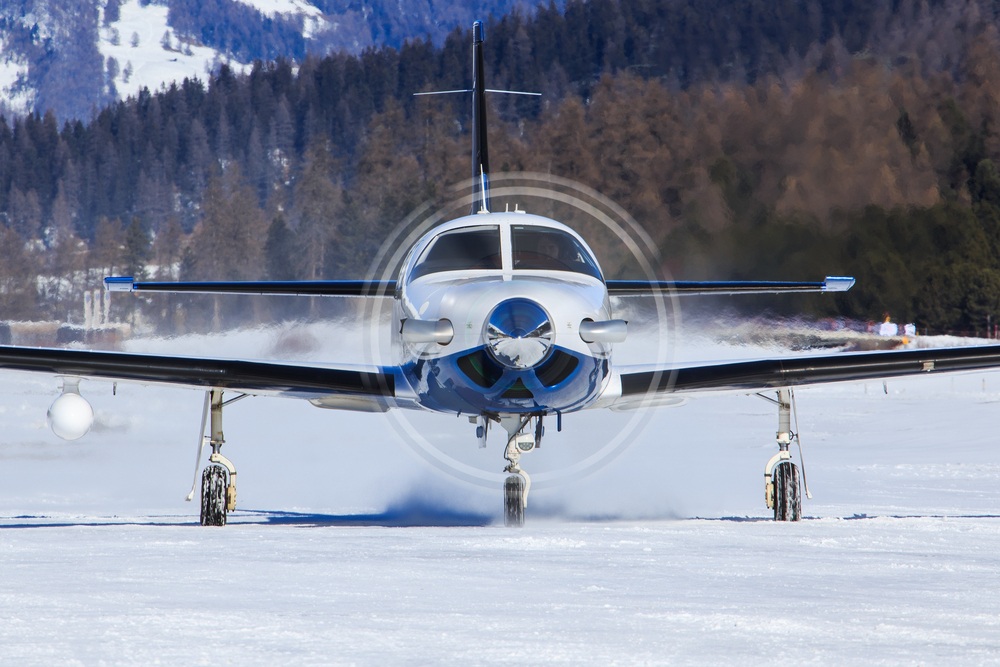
[6,21,1000,527]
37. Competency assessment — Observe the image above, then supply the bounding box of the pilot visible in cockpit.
[510,225,602,277]
[537,235,564,260]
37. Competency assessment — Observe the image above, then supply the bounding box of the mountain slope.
[0,0,554,121]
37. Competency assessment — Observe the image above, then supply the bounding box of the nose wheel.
[504,474,526,527]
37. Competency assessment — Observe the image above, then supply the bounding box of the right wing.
[104,277,396,297]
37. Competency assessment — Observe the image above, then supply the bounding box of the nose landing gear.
[499,414,543,527]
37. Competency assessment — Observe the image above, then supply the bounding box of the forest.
[2,0,1000,335]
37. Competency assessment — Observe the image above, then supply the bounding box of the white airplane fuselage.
[393,212,618,416]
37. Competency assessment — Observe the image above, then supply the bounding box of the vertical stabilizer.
[471,21,491,214]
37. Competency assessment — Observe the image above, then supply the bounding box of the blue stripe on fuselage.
[402,345,607,415]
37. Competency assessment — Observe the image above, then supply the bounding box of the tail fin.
[471,20,490,214]
[413,21,539,215]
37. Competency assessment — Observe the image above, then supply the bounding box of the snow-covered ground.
[98,0,249,100]
[96,0,331,102]
[0,48,31,116]
[2,323,1000,664]
[239,0,326,39]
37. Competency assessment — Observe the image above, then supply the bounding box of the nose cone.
[485,298,553,369]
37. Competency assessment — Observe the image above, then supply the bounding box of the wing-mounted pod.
[47,378,94,440]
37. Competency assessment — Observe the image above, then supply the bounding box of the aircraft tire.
[504,474,525,527]
[772,460,802,522]
[200,464,228,526]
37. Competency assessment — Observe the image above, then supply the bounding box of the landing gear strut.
[187,389,244,526]
[500,414,543,527]
[762,388,802,522]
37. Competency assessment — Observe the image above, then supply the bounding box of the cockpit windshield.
[511,226,602,280]
[410,225,502,281]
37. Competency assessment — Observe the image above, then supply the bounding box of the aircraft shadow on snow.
[0,500,493,528]
[244,503,494,527]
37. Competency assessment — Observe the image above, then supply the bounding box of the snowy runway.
[2,515,998,665]
[2,328,1000,663]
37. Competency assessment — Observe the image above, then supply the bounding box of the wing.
[606,276,855,296]
[604,344,1000,409]
[0,345,402,412]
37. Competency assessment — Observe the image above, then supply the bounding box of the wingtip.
[104,276,135,292]
[823,276,855,292]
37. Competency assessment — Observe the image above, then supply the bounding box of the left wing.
[606,343,1000,408]
[0,344,400,410]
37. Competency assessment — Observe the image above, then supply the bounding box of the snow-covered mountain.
[0,0,551,121]
[99,0,243,105]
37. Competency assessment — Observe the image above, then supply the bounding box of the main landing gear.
[187,389,246,526]
[761,388,803,521]
[498,414,544,527]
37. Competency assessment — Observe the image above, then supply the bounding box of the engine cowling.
[47,391,94,441]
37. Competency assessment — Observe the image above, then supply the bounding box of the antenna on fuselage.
[413,21,540,216]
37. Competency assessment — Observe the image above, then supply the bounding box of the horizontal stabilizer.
[414,88,540,96]
[104,277,396,297]
[606,276,855,297]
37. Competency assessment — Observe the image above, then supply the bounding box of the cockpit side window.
[410,225,502,280]
[511,226,602,280]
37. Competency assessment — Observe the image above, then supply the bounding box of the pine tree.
[292,141,343,281]
[0,225,37,319]
[186,165,268,328]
